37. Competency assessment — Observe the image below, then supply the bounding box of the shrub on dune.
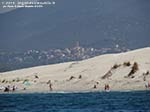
[69,76,75,81]
[127,62,139,77]
[123,61,131,67]
[112,64,121,69]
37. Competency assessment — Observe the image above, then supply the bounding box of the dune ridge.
[0,47,150,93]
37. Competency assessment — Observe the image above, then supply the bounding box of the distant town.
[0,42,129,72]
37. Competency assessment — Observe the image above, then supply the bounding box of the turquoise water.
[0,91,150,112]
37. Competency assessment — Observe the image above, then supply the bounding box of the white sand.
[0,47,150,93]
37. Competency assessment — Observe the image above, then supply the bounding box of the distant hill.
[0,0,150,51]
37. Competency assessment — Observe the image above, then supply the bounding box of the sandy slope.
[0,47,150,93]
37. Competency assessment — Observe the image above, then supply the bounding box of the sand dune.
[0,47,150,93]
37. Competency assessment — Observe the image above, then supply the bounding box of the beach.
[0,47,150,93]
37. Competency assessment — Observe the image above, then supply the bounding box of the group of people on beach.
[2,78,150,92]
[93,83,110,91]
[104,84,110,91]
[3,85,17,92]
[47,79,111,92]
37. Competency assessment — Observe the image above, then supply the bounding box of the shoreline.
[1,88,150,94]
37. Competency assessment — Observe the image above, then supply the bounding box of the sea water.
[0,91,150,112]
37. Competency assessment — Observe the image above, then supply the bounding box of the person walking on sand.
[12,85,17,92]
[49,80,53,91]
[104,84,107,91]
[148,81,150,88]
[104,84,110,91]
[145,82,148,88]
